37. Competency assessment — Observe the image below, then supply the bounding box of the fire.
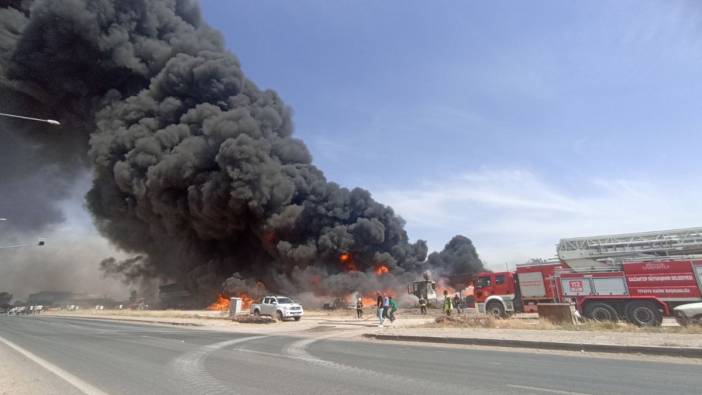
[437,278,457,298]
[207,294,230,311]
[239,292,253,309]
[464,285,475,296]
[354,290,396,307]
[361,296,376,306]
[374,264,390,276]
[339,252,358,272]
[208,292,255,311]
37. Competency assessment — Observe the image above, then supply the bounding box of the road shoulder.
[0,337,82,395]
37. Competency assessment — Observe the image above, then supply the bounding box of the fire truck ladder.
[557,227,702,271]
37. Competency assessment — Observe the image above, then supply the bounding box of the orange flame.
[360,296,376,306]
[339,253,358,272]
[374,264,390,276]
[355,289,396,307]
[208,293,256,311]
[464,285,474,296]
[207,294,230,311]
[239,293,253,309]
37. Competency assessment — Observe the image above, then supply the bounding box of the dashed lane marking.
[506,384,593,395]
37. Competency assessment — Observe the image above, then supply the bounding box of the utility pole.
[0,112,60,125]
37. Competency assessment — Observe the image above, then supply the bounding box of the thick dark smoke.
[1,0,480,304]
[0,1,86,232]
[427,236,485,288]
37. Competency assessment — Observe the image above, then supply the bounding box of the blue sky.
[5,1,702,299]
[199,0,702,268]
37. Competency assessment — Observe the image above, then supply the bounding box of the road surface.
[0,315,700,395]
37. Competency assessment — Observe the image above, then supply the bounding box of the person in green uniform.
[442,290,453,316]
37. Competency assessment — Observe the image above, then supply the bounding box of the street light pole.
[0,112,60,126]
[0,218,46,249]
[0,240,45,250]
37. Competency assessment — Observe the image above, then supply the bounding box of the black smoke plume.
[1,0,481,305]
[427,236,485,288]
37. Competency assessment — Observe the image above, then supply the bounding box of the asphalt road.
[0,316,700,395]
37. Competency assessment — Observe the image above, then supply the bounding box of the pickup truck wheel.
[625,301,662,327]
[253,309,260,317]
[584,302,618,322]
[486,301,505,318]
[294,316,301,321]
[276,311,284,321]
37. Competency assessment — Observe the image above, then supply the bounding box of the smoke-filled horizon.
[0,0,485,305]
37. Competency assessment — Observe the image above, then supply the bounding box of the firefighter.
[442,290,453,316]
[356,297,363,319]
[418,297,427,315]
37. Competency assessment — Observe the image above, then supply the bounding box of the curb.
[363,334,702,358]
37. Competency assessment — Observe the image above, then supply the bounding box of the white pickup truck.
[250,295,303,321]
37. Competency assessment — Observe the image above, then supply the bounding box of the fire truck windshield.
[476,276,491,289]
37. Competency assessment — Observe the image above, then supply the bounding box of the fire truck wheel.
[276,311,284,321]
[584,302,618,322]
[486,301,506,318]
[625,301,662,327]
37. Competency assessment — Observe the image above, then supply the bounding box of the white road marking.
[282,334,464,392]
[170,335,267,395]
[0,333,108,395]
[506,384,593,395]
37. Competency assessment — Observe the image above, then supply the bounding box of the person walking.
[443,290,453,316]
[388,296,398,323]
[418,297,427,315]
[382,295,390,322]
[376,292,385,327]
[453,294,462,315]
[356,297,363,319]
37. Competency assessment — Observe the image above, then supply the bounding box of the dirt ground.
[43,307,702,349]
[46,307,435,332]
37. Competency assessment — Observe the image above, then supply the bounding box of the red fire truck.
[474,227,702,326]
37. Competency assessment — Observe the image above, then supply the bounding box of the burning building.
[0,0,485,307]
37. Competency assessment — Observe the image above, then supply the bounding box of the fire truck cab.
[474,271,516,317]
[475,260,562,317]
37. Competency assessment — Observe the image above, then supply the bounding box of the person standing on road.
[376,292,385,327]
[443,290,453,316]
[388,296,398,323]
[418,297,427,315]
[356,297,363,319]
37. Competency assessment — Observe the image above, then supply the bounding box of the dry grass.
[428,315,702,334]
[231,315,275,324]
[50,309,231,320]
